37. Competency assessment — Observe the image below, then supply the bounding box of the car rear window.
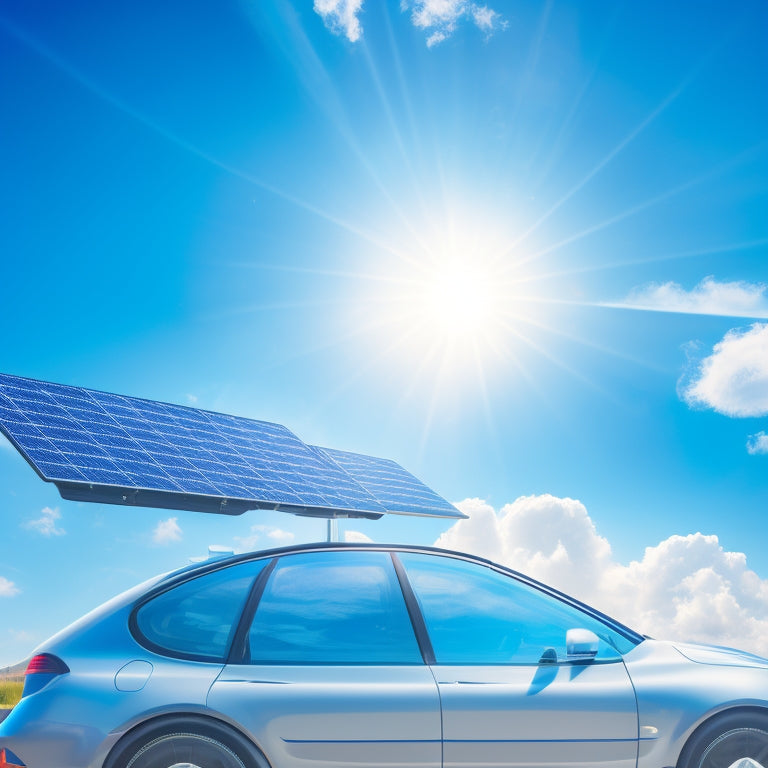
[134,559,268,662]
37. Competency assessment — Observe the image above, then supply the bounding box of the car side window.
[134,559,269,662]
[399,553,626,665]
[247,550,422,665]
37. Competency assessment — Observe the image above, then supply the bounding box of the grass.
[0,679,24,709]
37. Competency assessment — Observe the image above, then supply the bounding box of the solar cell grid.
[314,446,464,518]
[0,373,462,519]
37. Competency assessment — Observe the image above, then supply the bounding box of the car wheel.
[106,716,269,768]
[680,712,768,768]
[125,732,246,768]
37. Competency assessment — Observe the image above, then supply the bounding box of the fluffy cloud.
[620,277,768,318]
[25,506,65,537]
[681,323,768,417]
[314,0,364,42]
[152,517,182,545]
[0,577,20,598]
[234,525,295,552]
[344,530,373,543]
[404,0,506,47]
[438,495,768,657]
[747,431,768,455]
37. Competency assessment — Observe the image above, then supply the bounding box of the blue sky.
[1,0,767,666]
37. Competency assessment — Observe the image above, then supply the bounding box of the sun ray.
[504,16,747,266]
[0,14,430,270]
[500,303,670,374]
[359,37,432,230]
[512,143,768,270]
[529,8,623,194]
[508,237,768,286]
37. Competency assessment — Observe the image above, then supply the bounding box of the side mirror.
[566,628,599,660]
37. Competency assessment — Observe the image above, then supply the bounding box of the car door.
[398,552,639,768]
[207,549,442,768]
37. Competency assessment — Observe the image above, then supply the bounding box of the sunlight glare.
[420,260,502,343]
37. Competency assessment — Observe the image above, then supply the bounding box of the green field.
[0,679,23,708]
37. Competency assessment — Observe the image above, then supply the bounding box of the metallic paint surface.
[433,661,638,767]
[208,665,441,767]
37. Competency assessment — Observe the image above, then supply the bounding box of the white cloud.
[403,0,506,47]
[25,506,65,537]
[0,577,20,598]
[681,323,768,417]
[747,431,768,455]
[344,530,373,543]
[314,0,364,42]
[437,495,768,657]
[470,4,502,32]
[312,0,506,47]
[619,277,768,318]
[152,517,182,545]
[267,527,295,543]
[234,525,295,552]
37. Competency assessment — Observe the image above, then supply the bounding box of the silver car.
[1,543,767,768]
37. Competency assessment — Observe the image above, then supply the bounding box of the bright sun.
[419,261,503,343]
[354,205,542,397]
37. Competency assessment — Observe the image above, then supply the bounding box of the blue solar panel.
[313,446,465,519]
[0,373,463,520]
[0,373,385,518]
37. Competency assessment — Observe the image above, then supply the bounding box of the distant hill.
[0,659,27,681]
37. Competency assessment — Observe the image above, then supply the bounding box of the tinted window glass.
[400,553,629,664]
[135,559,268,661]
[248,551,422,665]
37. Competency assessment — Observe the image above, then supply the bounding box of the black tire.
[679,711,768,768]
[106,715,269,768]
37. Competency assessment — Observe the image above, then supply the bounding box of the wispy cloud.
[404,0,507,47]
[234,525,295,552]
[8,629,35,643]
[25,506,65,537]
[747,431,768,456]
[344,530,373,542]
[437,496,768,656]
[152,517,183,545]
[681,323,768,418]
[0,577,20,598]
[312,0,506,46]
[314,0,364,42]
[613,277,768,318]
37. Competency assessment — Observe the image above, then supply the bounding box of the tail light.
[24,654,69,676]
[21,653,69,697]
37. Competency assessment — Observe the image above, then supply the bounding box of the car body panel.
[623,639,768,768]
[208,664,442,768]
[434,660,638,768]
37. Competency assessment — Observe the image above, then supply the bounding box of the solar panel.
[0,373,463,520]
[313,446,465,519]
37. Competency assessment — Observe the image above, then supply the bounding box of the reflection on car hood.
[672,641,768,669]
